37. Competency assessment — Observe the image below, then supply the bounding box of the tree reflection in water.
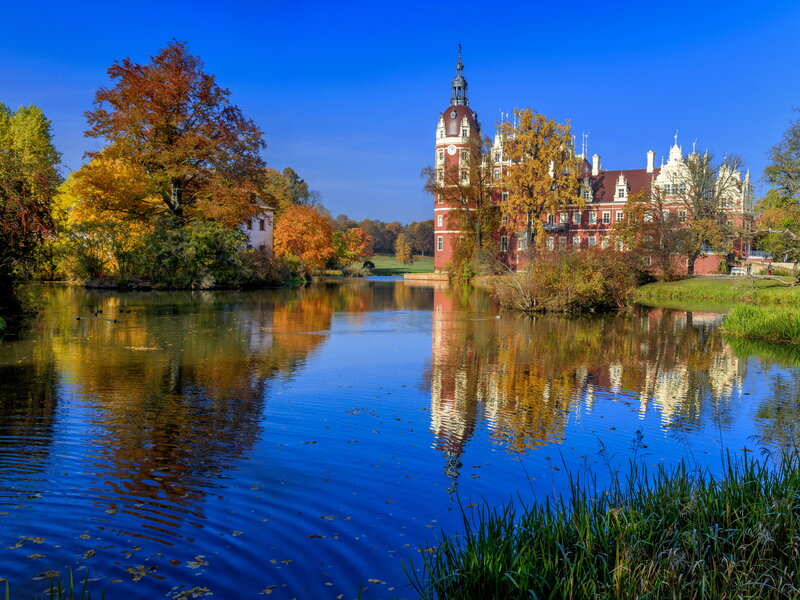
[429,287,750,485]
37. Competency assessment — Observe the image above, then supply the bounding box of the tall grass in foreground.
[3,570,101,600]
[408,452,800,599]
[723,305,800,344]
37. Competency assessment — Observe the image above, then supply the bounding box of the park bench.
[730,266,748,276]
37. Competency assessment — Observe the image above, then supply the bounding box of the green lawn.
[634,276,800,305]
[365,253,434,276]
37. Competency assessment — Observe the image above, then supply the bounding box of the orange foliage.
[273,206,335,270]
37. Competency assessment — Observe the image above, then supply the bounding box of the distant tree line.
[331,215,433,255]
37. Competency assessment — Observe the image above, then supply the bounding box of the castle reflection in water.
[427,285,750,482]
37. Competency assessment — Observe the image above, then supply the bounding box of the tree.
[0,104,60,302]
[282,167,322,208]
[755,111,800,265]
[333,214,358,232]
[755,190,800,263]
[764,109,800,205]
[497,108,582,245]
[664,151,742,275]
[273,205,335,271]
[395,233,413,264]
[423,134,496,256]
[331,227,373,267]
[612,190,689,280]
[84,40,266,227]
[406,220,434,255]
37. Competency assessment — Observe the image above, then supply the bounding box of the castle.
[432,50,755,274]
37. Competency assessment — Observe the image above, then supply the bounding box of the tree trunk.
[687,254,697,276]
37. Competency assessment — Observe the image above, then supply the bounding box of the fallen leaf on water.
[419,547,436,554]
[307,535,324,539]
[261,586,276,595]
[368,579,385,584]
[125,565,147,582]
[78,534,91,540]
[82,549,96,560]
[186,556,209,569]
[231,531,242,537]
[280,559,292,564]
[33,570,60,580]
[26,553,45,559]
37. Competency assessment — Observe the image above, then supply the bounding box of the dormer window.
[617,187,625,198]
[462,128,468,138]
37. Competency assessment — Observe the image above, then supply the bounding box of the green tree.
[0,104,61,305]
[764,109,800,205]
[755,111,800,266]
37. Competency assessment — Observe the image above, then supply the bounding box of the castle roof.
[441,104,479,137]
[590,167,661,202]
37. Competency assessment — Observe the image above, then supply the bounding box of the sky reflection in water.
[0,280,798,599]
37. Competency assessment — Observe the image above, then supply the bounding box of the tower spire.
[450,44,468,106]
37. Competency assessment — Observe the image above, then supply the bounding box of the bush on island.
[491,249,651,313]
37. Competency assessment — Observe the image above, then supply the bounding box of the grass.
[722,304,800,344]
[367,254,434,276]
[634,276,800,305]
[407,451,800,599]
[3,570,102,600]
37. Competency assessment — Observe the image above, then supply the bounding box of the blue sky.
[2,0,799,222]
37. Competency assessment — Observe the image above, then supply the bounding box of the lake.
[1,279,799,599]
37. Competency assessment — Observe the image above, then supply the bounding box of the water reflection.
[4,281,800,598]
[429,288,748,471]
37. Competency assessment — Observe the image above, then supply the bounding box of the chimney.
[646,150,655,173]
[591,154,600,176]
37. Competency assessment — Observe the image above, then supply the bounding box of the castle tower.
[433,46,481,272]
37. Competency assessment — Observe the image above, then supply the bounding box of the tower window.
[437,236,443,251]
[437,214,443,227]
[500,236,509,251]
[438,150,444,163]
[259,219,265,231]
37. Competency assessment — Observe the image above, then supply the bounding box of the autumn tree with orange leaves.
[274,206,335,272]
[331,227,373,268]
[497,108,582,245]
[84,40,266,227]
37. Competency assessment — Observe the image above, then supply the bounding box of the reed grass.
[407,452,800,599]
[2,570,101,600]
[723,305,800,344]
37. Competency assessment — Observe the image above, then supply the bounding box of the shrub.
[362,260,375,272]
[491,249,650,313]
[65,217,290,289]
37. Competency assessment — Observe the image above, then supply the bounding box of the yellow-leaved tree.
[497,108,582,245]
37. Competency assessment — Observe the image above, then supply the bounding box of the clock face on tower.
[446,144,457,156]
